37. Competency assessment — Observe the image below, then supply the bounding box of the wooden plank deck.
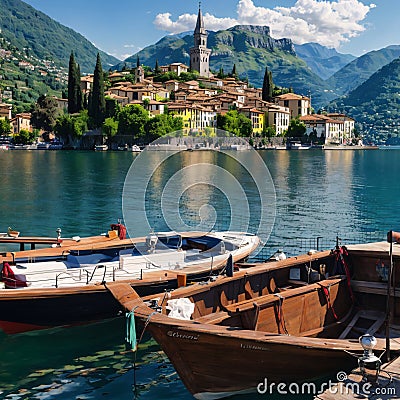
[316,356,400,399]
[0,235,137,263]
[347,241,400,257]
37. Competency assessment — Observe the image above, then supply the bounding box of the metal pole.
[386,230,393,362]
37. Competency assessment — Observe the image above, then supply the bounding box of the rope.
[274,293,289,335]
[336,246,354,302]
[319,284,339,320]
[132,310,158,399]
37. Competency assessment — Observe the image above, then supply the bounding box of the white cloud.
[153,0,376,48]
[153,12,237,34]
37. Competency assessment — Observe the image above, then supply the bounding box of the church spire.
[190,2,211,77]
[194,2,205,35]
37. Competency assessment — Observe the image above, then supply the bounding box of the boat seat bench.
[223,277,345,313]
[351,280,400,298]
[194,311,231,324]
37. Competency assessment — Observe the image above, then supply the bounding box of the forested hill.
[326,45,400,97]
[328,57,400,142]
[0,0,119,72]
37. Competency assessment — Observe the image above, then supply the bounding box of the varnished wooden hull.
[0,268,220,334]
[146,323,356,399]
[107,245,400,399]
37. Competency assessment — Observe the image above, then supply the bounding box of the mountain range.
[328,56,400,141]
[294,42,355,80]
[118,25,337,108]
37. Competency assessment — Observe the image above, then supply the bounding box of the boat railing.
[55,269,90,288]
[4,261,167,289]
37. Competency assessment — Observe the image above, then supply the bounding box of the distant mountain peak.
[227,25,271,36]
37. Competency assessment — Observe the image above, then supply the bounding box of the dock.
[315,356,400,399]
[0,236,63,251]
[0,235,133,264]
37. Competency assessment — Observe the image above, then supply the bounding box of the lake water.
[0,148,399,399]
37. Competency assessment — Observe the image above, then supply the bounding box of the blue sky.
[23,0,399,60]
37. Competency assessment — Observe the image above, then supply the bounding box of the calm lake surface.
[0,148,399,399]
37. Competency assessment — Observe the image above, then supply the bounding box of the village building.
[275,93,311,119]
[266,104,291,136]
[80,75,93,96]
[326,113,355,141]
[0,103,12,120]
[239,107,264,134]
[10,113,32,134]
[300,114,350,144]
[160,63,189,76]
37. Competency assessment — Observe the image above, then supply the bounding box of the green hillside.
[0,0,119,73]
[328,57,400,143]
[118,25,333,108]
[0,34,65,112]
[326,45,400,97]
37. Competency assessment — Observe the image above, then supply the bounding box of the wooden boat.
[7,227,20,238]
[109,242,400,399]
[0,222,130,263]
[0,231,259,334]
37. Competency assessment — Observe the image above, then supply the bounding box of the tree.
[13,129,38,145]
[231,64,237,78]
[117,104,149,140]
[287,118,306,138]
[102,117,118,138]
[76,63,83,111]
[55,111,88,146]
[68,52,83,114]
[145,114,183,142]
[217,67,225,79]
[136,55,140,68]
[105,97,120,119]
[262,67,273,102]
[31,95,61,132]
[217,110,252,137]
[155,59,161,74]
[0,118,12,136]
[88,53,106,127]
[263,126,276,138]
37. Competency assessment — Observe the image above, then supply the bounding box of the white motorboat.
[131,145,141,152]
[2,231,260,289]
[94,144,108,151]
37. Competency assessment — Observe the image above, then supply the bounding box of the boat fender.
[110,223,127,240]
[2,262,27,288]
[226,254,234,277]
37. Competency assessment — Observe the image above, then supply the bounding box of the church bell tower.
[190,3,211,77]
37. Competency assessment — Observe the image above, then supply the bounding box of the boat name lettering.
[240,343,270,351]
[167,331,199,340]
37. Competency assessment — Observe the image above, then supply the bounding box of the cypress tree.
[68,52,77,113]
[89,53,106,127]
[136,55,140,68]
[231,64,237,78]
[262,67,273,102]
[68,51,83,114]
[155,59,160,74]
[76,64,83,111]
